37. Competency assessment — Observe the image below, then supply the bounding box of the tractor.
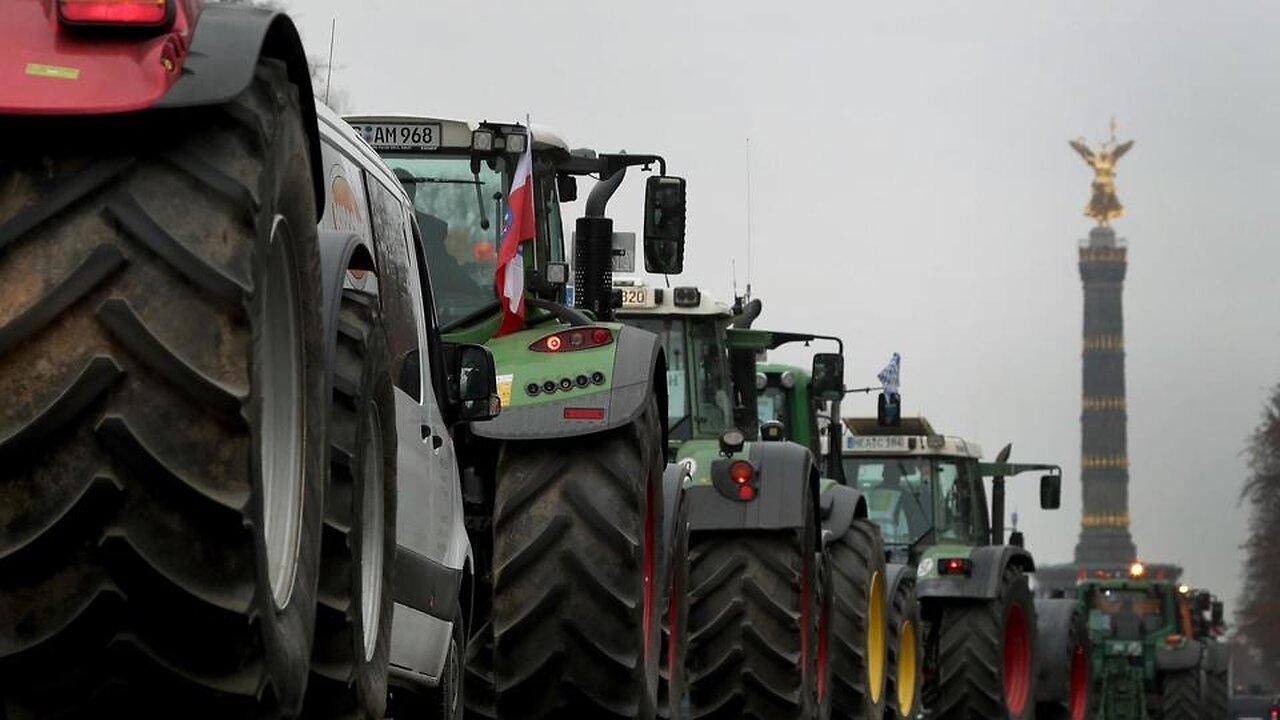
[345,114,691,719]
[1076,568,1229,720]
[842,415,1085,720]
[0,3,503,718]
[616,281,887,720]
[756,360,921,720]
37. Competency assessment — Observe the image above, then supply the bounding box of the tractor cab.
[344,116,573,331]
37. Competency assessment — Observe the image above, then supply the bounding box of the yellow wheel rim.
[897,619,919,716]
[868,571,886,704]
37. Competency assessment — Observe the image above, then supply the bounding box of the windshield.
[845,458,934,547]
[1087,586,1168,640]
[759,386,788,428]
[382,154,509,327]
[626,316,732,440]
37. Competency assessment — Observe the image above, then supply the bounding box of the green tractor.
[616,283,888,720]
[756,360,922,720]
[1076,570,1229,720]
[842,416,1083,720]
[345,115,691,718]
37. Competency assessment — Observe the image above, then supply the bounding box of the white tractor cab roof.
[840,417,984,460]
[613,278,734,319]
[342,113,571,159]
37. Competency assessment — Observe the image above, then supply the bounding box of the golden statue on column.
[1070,118,1134,226]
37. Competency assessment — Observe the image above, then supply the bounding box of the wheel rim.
[643,473,656,665]
[1069,639,1088,720]
[260,216,305,611]
[868,570,886,704]
[360,402,386,660]
[897,619,919,716]
[1003,603,1032,715]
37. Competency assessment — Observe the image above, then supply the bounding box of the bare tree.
[1238,382,1280,686]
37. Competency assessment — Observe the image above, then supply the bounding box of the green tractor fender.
[1156,639,1204,672]
[818,483,869,543]
[471,324,666,443]
[686,441,819,540]
[661,461,693,560]
[916,545,1035,600]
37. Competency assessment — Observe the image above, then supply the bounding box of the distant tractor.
[756,359,921,720]
[842,416,1083,720]
[1076,567,1229,720]
[617,283,888,720]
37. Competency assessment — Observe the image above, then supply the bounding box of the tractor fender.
[1034,597,1083,704]
[819,483,868,545]
[471,325,665,443]
[661,461,691,561]
[686,442,818,537]
[1156,639,1204,672]
[156,4,325,218]
[916,545,1036,601]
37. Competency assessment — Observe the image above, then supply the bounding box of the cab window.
[366,174,425,400]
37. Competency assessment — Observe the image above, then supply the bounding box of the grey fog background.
[288,1,1280,611]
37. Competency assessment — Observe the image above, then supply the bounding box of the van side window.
[367,174,424,401]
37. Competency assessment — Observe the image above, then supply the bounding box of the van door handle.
[422,425,443,451]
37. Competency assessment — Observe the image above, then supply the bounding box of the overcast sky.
[288,1,1280,612]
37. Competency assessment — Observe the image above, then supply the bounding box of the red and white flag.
[494,129,536,337]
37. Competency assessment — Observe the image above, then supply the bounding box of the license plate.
[620,287,655,308]
[353,123,441,151]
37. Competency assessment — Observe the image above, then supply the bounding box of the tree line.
[1237,382,1280,689]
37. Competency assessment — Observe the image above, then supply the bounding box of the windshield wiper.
[474,173,491,230]
[401,175,482,186]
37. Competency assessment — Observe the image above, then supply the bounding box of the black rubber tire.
[935,565,1037,720]
[884,573,922,720]
[303,291,397,719]
[462,619,496,719]
[658,491,690,719]
[1205,668,1229,720]
[490,396,665,719]
[686,497,822,719]
[829,518,888,720]
[1160,670,1202,720]
[1034,602,1089,720]
[0,59,325,718]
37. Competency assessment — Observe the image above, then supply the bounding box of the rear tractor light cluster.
[525,371,606,396]
[529,327,614,353]
[937,558,972,576]
[59,0,173,26]
[712,458,759,502]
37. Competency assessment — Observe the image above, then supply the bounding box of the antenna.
[324,18,336,105]
[745,137,753,301]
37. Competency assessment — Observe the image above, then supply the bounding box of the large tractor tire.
[935,565,1037,720]
[0,59,326,718]
[686,496,824,719]
[658,492,691,719]
[1160,670,1202,720]
[1034,598,1090,720]
[884,573,922,720]
[829,518,888,720]
[304,291,397,719]
[1205,667,1230,720]
[490,397,665,719]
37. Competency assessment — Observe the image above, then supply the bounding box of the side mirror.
[1040,474,1062,510]
[877,392,901,427]
[1211,600,1224,626]
[1009,530,1025,548]
[454,344,500,422]
[557,173,578,202]
[643,175,686,275]
[760,420,786,442]
[810,353,844,401]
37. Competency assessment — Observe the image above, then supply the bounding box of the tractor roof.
[840,417,983,459]
[342,113,571,154]
[614,279,734,318]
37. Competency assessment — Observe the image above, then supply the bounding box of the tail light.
[59,0,171,26]
[529,327,614,353]
[712,458,759,502]
[938,558,972,576]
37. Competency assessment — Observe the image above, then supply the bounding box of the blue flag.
[878,353,901,396]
